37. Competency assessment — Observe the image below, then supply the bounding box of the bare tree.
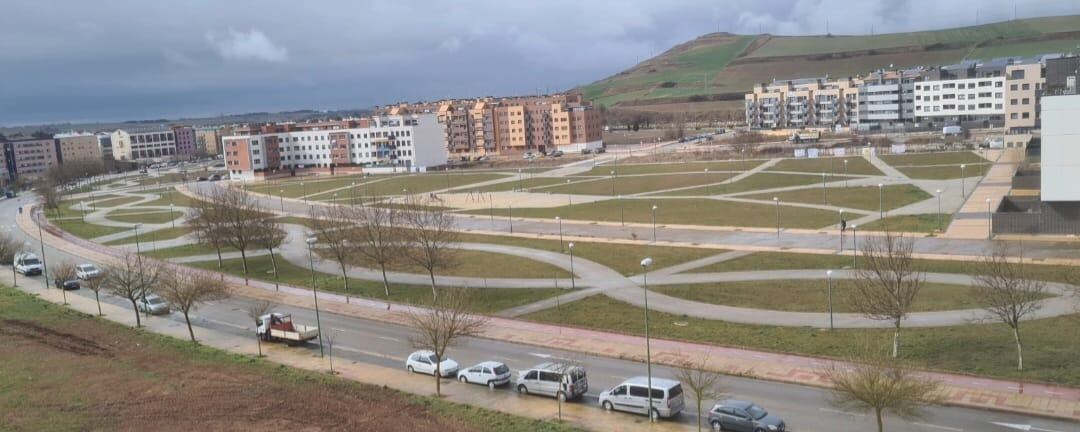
[247,300,273,357]
[970,244,1048,371]
[252,218,287,291]
[851,232,925,357]
[50,261,78,305]
[326,330,338,374]
[821,346,943,432]
[673,354,726,432]
[104,252,161,327]
[35,180,62,219]
[213,187,265,282]
[405,288,486,396]
[0,230,21,264]
[347,204,404,300]
[187,191,229,268]
[310,205,355,299]
[402,196,459,299]
[84,270,108,316]
[159,267,229,342]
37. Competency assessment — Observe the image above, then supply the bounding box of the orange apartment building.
[381,93,603,158]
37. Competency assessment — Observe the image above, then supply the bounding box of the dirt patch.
[0,311,475,432]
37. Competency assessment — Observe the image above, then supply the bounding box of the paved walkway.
[944,149,1023,239]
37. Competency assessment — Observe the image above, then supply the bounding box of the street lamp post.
[851,225,858,268]
[821,172,827,205]
[826,270,834,330]
[844,159,849,188]
[960,164,966,197]
[508,204,513,233]
[773,197,781,239]
[169,203,176,229]
[640,257,656,421]
[568,243,576,290]
[838,209,844,252]
[877,183,884,220]
[517,169,523,191]
[986,198,993,240]
[36,212,49,285]
[704,168,710,195]
[79,201,86,222]
[556,216,564,252]
[610,170,616,196]
[301,182,308,204]
[935,189,943,232]
[279,189,285,212]
[651,205,658,243]
[351,181,357,205]
[305,236,325,358]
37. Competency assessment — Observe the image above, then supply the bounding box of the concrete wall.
[1041,94,1080,201]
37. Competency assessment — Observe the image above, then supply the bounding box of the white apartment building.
[914,76,1006,123]
[110,128,177,161]
[855,68,922,131]
[224,113,446,181]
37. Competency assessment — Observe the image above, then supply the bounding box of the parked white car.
[75,263,101,280]
[137,294,170,315]
[406,350,459,377]
[457,361,511,389]
[13,252,43,276]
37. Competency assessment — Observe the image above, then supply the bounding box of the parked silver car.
[515,362,588,401]
[137,294,170,315]
[457,361,511,389]
[707,399,785,432]
[599,376,684,420]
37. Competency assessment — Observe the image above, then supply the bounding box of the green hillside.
[582,15,1080,115]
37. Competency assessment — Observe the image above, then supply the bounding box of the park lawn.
[105,210,183,225]
[467,198,840,229]
[131,188,195,208]
[743,184,932,212]
[307,173,510,200]
[879,151,987,166]
[523,295,1080,385]
[50,219,129,239]
[662,172,834,196]
[249,175,370,198]
[896,163,991,180]
[767,157,883,176]
[49,202,90,219]
[452,232,721,276]
[688,251,1078,283]
[315,247,572,279]
[461,177,593,193]
[584,160,764,176]
[859,214,952,233]
[543,173,738,196]
[88,196,145,208]
[187,256,562,314]
[651,280,1010,313]
[0,285,578,432]
[143,243,235,259]
[103,226,192,245]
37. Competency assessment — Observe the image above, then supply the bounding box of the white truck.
[256,313,319,346]
[13,252,43,276]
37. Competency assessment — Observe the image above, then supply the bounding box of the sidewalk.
[19,203,1080,422]
[944,149,1022,239]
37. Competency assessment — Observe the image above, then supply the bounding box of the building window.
[1022,112,1030,119]
[1010,84,1018,91]
[1022,98,1030,105]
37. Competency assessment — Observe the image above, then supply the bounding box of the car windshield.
[147,297,164,305]
[493,364,509,375]
[80,265,96,271]
[746,404,768,420]
[23,258,40,265]
[426,354,438,363]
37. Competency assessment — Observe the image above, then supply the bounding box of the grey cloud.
[206,28,288,62]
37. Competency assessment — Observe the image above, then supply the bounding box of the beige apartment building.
[1004,62,1045,148]
[2,137,59,180]
[195,127,221,155]
[745,77,861,129]
[54,132,102,164]
[382,93,603,158]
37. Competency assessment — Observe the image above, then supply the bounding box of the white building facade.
[1041,94,1080,202]
[914,76,1006,123]
[110,128,177,161]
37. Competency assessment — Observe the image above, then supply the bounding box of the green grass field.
[767,157,883,176]
[662,172,832,196]
[652,280,1002,313]
[188,256,561,314]
[132,189,195,208]
[248,175,369,198]
[896,163,991,180]
[50,219,130,239]
[859,213,952,233]
[105,210,183,225]
[879,151,987,166]
[743,184,932,211]
[584,160,764,176]
[316,247,573,279]
[524,295,1080,385]
[467,198,840,229]
[308,173,508,200]
[542,172,737,196]
[88,196,145,208]
[102,226,191,245]
[457,177,594,193]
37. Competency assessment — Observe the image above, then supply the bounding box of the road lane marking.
[818,407,864,417]
[912,422,964,431]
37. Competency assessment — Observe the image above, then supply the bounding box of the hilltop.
[582,15,1080,120]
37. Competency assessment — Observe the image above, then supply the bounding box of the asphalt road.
[6,193,1078,432]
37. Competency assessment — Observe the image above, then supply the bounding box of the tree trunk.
[214,244,223,268]
[435,359,442,396]
[130,299,142,327]
[183,310,195,342]
[239,249,249,284]
[256,334,263,357]
[876,408,885,432]
[429,269,437,300]
[94,291,102,316]
[696,399,703,432]
[379,262,391,298]
[268,249,279,291]
[892,320,901,358]
[340,264,350,304]
[1013,326,1024,371]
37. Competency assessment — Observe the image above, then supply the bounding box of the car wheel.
[557,391,567,402]
[407,366,414,374]
[459,376,468,383]
[602,401,613,411]
[487,381,496,390]
[517,384,528,394]
[711,420,723,431]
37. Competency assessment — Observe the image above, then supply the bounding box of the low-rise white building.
[110,128,177,161]
[914,76,1006,123]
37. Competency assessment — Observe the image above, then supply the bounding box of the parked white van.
[515,362,588,401]
[599,376,685,420]
[13,252,43,276]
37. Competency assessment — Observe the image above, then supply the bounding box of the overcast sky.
[2,0,1079,126]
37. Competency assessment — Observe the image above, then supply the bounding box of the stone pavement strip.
[19,204,1080,423]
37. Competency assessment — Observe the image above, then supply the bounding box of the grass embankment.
[663,172,840,196]
[188,255,561,314]
[767,157,884,176]
[744,184,932,212]
[541,172,738,196]
[0,285,578,431]
[859,214,952,233]
[468,198,840,229]
[50,219,129,239]
[105,210,183,225]
[584,160,763,176]
[524,295,1080,385]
